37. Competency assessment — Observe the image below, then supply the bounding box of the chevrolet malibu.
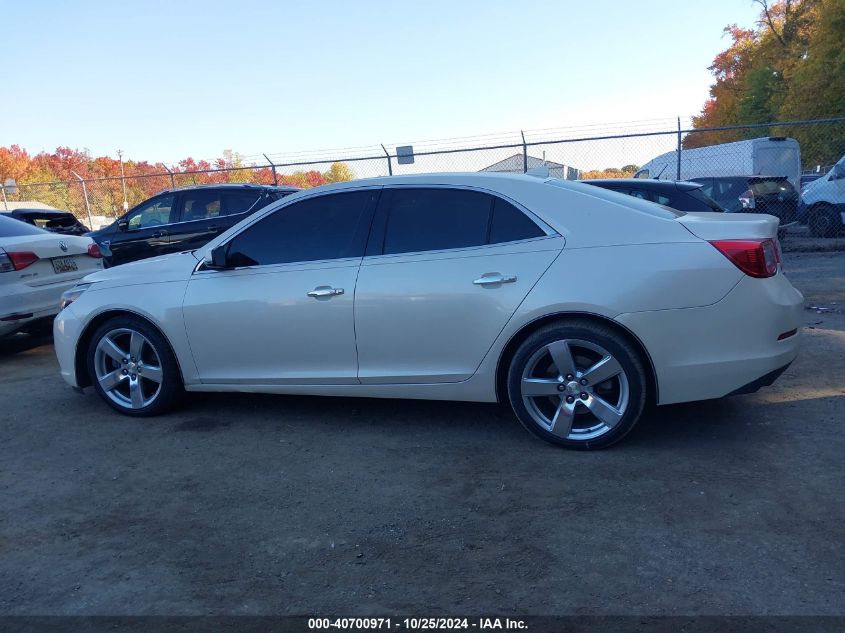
[53,174,803,449]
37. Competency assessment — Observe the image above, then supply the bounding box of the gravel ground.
[0,252,843,616]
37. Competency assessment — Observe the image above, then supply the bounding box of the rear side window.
[181,191,223,221]
[0,214,47,237]
[226,190,373,267]
[378,188,545,255]
[222,191,262,215]
[489,197,545,244]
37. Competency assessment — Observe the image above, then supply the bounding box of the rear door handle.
[207,225,220,232]
[473,273,517,286]
[307,286,344,298]
[151,230,168,239]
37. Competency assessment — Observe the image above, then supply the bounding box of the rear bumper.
[616,271,803,405]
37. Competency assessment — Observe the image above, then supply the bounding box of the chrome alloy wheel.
[93,328,164,410]
[520,338,629,441]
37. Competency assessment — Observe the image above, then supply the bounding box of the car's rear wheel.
[87,316,182,416]
[808,204,841,238]
[507,320,647,450]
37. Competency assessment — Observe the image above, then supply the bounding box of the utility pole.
[117,149,128,211]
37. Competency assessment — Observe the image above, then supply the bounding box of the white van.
[635,137,802,190]
[801,154,845,237]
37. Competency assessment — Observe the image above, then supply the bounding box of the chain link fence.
[4,116,844,233]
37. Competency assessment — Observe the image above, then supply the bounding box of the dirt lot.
[1,252,843,616]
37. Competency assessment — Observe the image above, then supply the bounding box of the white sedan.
[53,174,803,449]
[1,215,103,338]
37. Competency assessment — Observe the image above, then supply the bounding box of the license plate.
[52,256,78,274]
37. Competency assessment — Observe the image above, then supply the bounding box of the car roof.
[581,178,703,192]
[159,183,299,194]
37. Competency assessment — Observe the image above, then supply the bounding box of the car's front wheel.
[507,320,647,450]
[87,316,182,416]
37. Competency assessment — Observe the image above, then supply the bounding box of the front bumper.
[53,305,85,388]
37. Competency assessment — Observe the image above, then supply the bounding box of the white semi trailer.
[635,137,801,190]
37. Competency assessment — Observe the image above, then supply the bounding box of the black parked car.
[88,183,298,266]
[691,176,799,225]
[581,178,726,213]
[1,208,90,235]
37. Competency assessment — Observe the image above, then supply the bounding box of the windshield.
[0,214,49,237]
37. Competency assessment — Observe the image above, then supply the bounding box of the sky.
[0,0,763,165]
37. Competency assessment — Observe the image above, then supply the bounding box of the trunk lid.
[676,212,779,241]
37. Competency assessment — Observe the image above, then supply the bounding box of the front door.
[182,189,378,384]
[354,187,563,384]
[107,193,176,265]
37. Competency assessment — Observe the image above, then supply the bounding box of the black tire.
[808,204,841,238]
[22,317,54,338]
[86,315,182,416]
[507,320,647,450]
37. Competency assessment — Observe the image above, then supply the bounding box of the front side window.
[226,190,372,267]
[126,194,176,230]
[378,188,544,256]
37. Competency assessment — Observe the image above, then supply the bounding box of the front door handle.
[307,286,345,298]
[207,225,220,232]
[151,230,168,239]
[473,273,517,286]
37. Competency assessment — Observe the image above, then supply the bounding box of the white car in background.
[53,174,803,449]
[803,154,845,237]
[1,215,103,337]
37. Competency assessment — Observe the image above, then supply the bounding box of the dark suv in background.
[88,183,298,266]
[691,176,799,225]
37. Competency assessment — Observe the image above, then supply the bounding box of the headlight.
[60,283,91,311]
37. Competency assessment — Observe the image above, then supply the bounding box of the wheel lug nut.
[131,374,136,380]
[123,358,128,364]
[580,378,588,386]
[565,374,574,381]
[122,369,128,375]
[580,392,589,400]
[557,384,565,392]
[565,395,575,404]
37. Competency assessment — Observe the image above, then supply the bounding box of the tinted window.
[126,194,176,229]
[489,197,544,244]
[222,191,262,215]
[750,178,795,196]
[685,189,725,212]
[382,188,491,255]
[180,190,222,221]
[0,214,47,237]
[226,191,372,266]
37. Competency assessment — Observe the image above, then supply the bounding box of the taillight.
[0,250,40,271]
[738,189,755,209]
[87,242,103,258]
[709,239,780,278]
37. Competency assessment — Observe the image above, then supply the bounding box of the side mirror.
[205,245,229,270]
[117,218,129,232]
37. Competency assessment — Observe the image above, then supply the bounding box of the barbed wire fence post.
[263,154,278,185]
[70,171,94,229]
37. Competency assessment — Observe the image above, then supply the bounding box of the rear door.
[167,189,225,254]
[354,187,563,384]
